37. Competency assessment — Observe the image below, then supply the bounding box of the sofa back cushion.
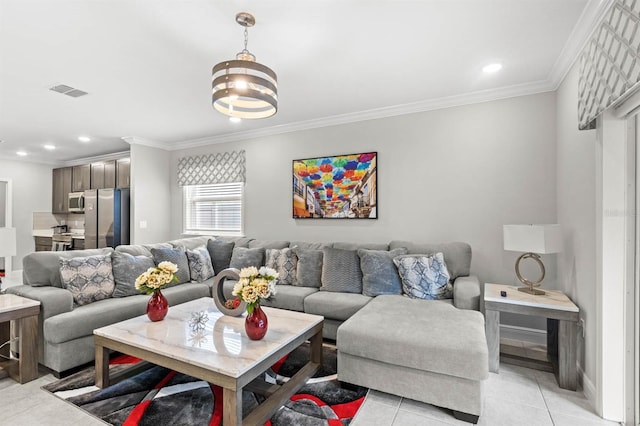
[23,248,114,288]
[111,251,155,297]
[150,247,190,284]
[248,240,290,249]
[358,247,408,296]
[168,236,211,250]
[289,241,332,250]
[333,242,389,251]
[115,242,172,257]
[320,247,363,294]
[60,254,115,305]
[291,247,323,288]
[215,236,253,248]
[389,241,471,280]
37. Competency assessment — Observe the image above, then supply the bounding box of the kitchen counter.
[32,229,84,239]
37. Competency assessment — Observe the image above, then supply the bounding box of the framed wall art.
[293,152,377,219]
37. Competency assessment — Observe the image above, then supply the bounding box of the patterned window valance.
[177,150,246,186]
[578,1,640,130]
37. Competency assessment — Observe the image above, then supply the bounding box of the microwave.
[68,192,84,213]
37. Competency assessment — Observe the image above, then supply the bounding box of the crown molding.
[63,150,130,167]
[0,155,62,166]
[548,0,615,89]
[121,136,172,150]
[171,79,555,151]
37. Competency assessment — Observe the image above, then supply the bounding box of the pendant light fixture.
[212,12,278,120]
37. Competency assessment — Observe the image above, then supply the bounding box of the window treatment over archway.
[177,150,246,186]
[578,1,640,130]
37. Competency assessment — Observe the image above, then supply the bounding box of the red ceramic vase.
[147,290,169,322]
[245,304,268,340]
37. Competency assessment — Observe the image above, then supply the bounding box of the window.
[184,182,243,235]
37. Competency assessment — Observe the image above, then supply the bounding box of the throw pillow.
[186,246,215,282]
[291,247,323,288]
[229,247,265,269]
[358,247,408,296]
[59,254,115,305]
[206,239,235,274]
[320,247,363,293]
[150,247,190,284]
[265,247,297,285]
[111,251,155,297]
[393,253,453,300]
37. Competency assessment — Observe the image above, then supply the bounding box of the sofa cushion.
[59,254,115,306]
[266,247,297,285]
[320,247,363,293]
[206,239,235,274]
[186,246,215,282]
[260,285,318,312]
[248,240,290,249]
[291,247,323,288]
[389,241,471,280]
[337,295,488,381]
[303,291,372,321]
[22,248,114,288]
[333,242,389,251]
[168,236,211,250]
[216,236,253,248]
[150,247,190,284]
[289,241,332,250]
[358,247,408,296]
[393,253,453,300]
[111,251,155,298]
[229,247,265,269]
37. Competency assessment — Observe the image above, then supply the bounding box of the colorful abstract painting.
[293,152,377,219]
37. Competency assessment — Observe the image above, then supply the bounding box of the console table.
[0,294,40,383]
[484,283,579,390]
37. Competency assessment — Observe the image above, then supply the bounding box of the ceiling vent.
[49,84,88,98]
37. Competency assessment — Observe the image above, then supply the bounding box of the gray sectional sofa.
[7,235,488,423]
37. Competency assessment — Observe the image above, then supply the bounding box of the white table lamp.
[0,227,17,289]
[503,224,562,295]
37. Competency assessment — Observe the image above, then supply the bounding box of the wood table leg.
[310,327,323,367]
[485,309,500,373]
[0,321,9,360]
[557,320,577,390]
[16,315,38,383]
[223,385,242,426]
[95,343,110,388]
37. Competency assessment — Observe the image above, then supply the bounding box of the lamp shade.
[503,224,562,254]
[0,227,16,257]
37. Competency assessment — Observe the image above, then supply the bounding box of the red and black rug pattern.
[43,344,367,426]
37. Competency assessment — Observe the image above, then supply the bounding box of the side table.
[484,283,579,390]
[0,294,41,383]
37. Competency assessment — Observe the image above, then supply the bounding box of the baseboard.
[500,324,547,345]
[578,364,598,415]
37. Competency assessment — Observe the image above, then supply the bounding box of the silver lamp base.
[515,252,546,296]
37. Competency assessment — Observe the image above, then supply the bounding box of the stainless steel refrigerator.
[84,188,130,249]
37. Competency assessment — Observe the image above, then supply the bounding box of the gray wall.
[0,160,53,270]
[169,92,559,305]
[130,144,172,244]
[556,62,598,388]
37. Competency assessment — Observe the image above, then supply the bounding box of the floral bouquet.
[232,266,278,313]
[135,261,179,295]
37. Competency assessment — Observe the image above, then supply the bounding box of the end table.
[484,283,579,390]
[0,294,40,383]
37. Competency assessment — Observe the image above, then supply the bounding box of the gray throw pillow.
[111,251,155,297]
[266,247,297,285]
[150,247,190,284]
[358,247,408,296]
[186,246,215,282]
[207,239,235,274]
[291,247,323,288]
[321,247,363,293]
[393,253,453,300]
[59,254,115,305]
[229,247,265,269]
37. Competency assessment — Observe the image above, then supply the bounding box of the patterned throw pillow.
[59,254,115,305]
[111,251,155,297]
[393,253,453,300]
[266,248,297,285]
[321,247,362,293]
[150,247,190,284]
[186,246,215,282]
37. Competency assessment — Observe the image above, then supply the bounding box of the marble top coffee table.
[94,297,324,426]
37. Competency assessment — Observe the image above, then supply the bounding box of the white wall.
[170,92,559,308]
[130,144,172,244]
[0,160,53,270]
[556,61,599,402]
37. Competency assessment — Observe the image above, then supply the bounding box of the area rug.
[43,343,367,425]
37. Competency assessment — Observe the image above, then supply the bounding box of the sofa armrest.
[5,285,74,320]
[453,275,481,311]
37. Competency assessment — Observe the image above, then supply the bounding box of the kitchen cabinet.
[116,158,130,188]
[52,167,72,214]
[72,164,91,192]
[91,160,116,189]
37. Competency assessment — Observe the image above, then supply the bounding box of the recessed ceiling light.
[16,151,27,156]
[44,144,56,150]
[229,117,242,123]
[78,136,91,142]
[482,63,503,73]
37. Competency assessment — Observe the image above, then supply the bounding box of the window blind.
[184,182,243,234]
